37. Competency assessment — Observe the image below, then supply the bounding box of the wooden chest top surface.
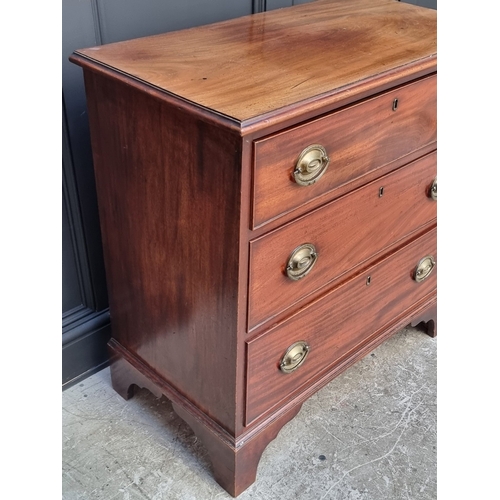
[72,0,436,122]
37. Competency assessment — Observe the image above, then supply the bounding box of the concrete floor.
[62,325,436,500]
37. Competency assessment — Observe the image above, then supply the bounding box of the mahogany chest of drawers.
[71,0,437,495]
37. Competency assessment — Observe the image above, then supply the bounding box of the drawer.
[246,227,437,424]
[248,152,436,330]
[252,75,436,228]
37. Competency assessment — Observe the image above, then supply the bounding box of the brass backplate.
[286,243,318,280]
[430,177,437,201]
[414,255,435,283]
[293,144,330,186]
[280,341,310,374]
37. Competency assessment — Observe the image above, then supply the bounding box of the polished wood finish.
[253,75,436,227]
[71,0,436,125]
[83,71,243,433]
[247,227,436,424]
[108,336,304,497]
[411,304,437,338]
[249,152,436,330]
[172,400,303,497]
[71,1,437,496]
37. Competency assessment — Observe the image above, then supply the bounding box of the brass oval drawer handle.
[429,177,437,201]
[293,144,330,186]
[414,255,436,283]
[286,243,318,281]
[280,341,310,374]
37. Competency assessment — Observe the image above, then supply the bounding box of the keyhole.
[379,187,384,197]
[366,276,371,286]
[392,98,399,111]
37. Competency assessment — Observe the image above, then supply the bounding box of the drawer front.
[248,152,436,330]
[246,227,437,424]
[252,75,436,228]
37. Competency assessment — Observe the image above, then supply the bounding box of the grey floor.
[62,325,436,500]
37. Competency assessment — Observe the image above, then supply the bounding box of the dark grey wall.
[401,0,437,9]
[62,0,434,388]
[62,0,259,389]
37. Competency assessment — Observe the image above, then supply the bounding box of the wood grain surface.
[248,152,437,330]
[84,71,243,433]
[252,74,436,227]
[72,0,436,122]
[246,227,437,424]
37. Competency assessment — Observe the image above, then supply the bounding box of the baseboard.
[62,309,111,389]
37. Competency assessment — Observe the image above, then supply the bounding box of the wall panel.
[62,0,253,388]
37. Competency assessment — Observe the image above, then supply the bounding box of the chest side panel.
[83,71,243,432]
